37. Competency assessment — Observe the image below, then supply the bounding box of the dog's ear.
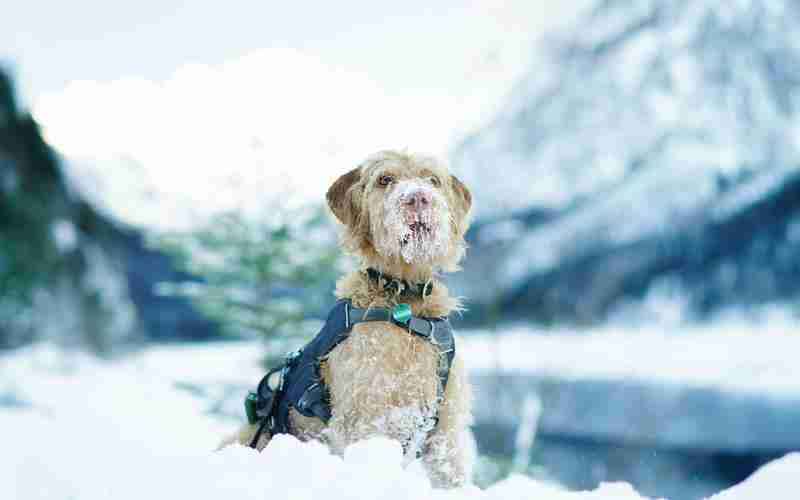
[327,167,362,226]
[450,174,472,218]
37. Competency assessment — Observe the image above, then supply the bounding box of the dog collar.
[365,268,433,298]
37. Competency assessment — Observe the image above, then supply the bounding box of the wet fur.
[220,150,473,488]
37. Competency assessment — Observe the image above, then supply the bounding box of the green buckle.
[392,303,412,325]
[245,392,259,424]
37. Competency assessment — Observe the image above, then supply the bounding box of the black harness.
[245,298,456,448]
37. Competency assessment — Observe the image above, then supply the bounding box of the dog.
[221,150,473,488]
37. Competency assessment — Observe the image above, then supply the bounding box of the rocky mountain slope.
[451,0,800,324]
[0,69,216,350]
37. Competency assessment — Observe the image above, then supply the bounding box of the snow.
[378,178,452,266]
[455,1,800,219]
[711,166,800,221]
[467,164,800,312]
[464,316,800,395]
[466,312,800,454]
[50,219,77,253]
[498,162,720,282]
[3,333,800,500]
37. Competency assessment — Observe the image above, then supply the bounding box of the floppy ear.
[326,167,362,226]
[450,174,472,218]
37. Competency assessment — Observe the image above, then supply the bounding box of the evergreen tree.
[156,203,341,363]
[0,68,140,352]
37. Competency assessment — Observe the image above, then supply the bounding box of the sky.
[3,0,586,229]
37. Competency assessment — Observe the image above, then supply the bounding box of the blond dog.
[222,150,473,487]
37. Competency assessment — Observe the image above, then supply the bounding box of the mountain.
[451,0,800,324]
[0,68,217,350]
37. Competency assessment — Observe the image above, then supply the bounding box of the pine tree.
[155,203,341,363]
[0,69,140,352]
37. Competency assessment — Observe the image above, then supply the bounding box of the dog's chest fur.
[326,321,441,449]
[325,321,440,410]
[287,299,444,450]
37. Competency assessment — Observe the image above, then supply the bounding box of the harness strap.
[347,305,445,339]
[348,303,455,408]
[247,300,455,450]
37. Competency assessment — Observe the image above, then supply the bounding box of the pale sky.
[4,1,586,229]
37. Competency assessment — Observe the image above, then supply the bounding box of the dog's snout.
[404,190,431,209]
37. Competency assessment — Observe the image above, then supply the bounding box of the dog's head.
[327,150,472,274]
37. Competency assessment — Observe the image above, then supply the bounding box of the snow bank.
[6,428,798,500]
[2,342,799,500]
[2,426,645,500]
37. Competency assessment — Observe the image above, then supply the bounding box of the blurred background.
[3,1,800,499]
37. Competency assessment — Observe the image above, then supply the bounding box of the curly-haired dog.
[221,150,473,487]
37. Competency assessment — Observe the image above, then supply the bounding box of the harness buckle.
[285,348,302,365]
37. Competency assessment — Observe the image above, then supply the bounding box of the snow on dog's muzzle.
[380,180,451,264]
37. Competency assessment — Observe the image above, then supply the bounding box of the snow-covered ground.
[464,315,800,395]
[466,313,800,454]
[2,329,799,499]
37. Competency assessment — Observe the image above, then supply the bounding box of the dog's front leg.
[325,412,377,454]
[422,355,473,488]
[324,376,431,455]
[324,387,393,454]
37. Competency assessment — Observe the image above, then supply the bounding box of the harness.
[245,298,456,449]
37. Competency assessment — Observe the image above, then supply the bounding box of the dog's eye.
[429,176,441,187]
[378,175,394,187]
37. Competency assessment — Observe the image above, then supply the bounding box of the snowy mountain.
[451,0,800,323]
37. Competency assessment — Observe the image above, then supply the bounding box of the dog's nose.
[404,191,430,209]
